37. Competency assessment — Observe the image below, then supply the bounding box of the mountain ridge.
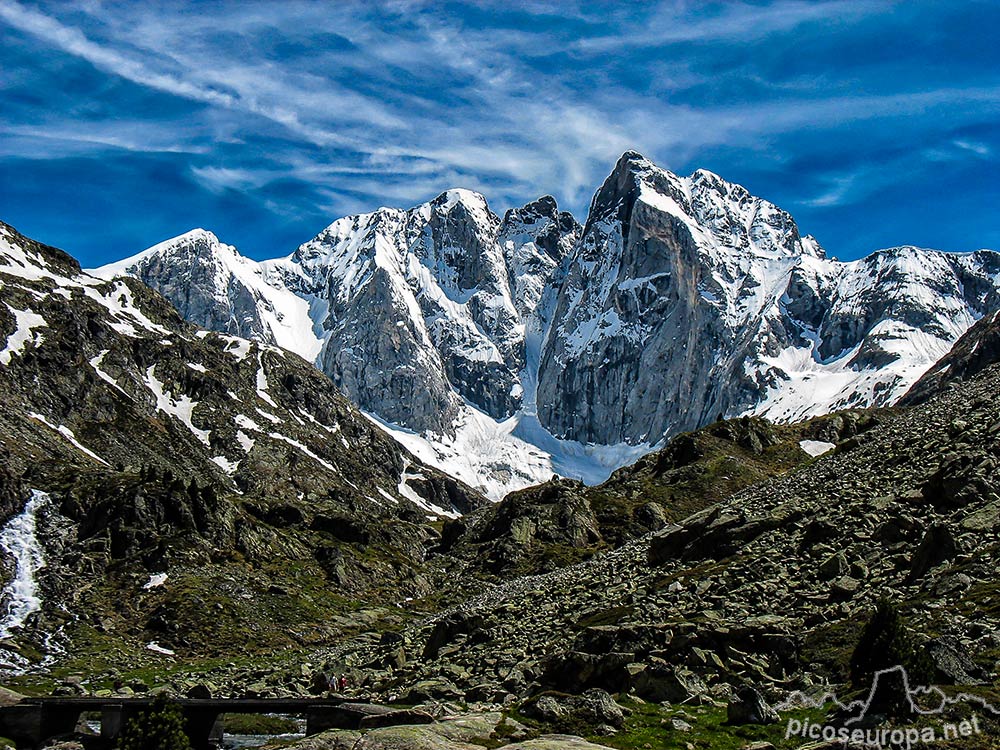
[93,152,1000,497]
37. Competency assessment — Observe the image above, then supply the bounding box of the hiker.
[338,674,347,693]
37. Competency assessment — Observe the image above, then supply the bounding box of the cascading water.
[0,490,50,639]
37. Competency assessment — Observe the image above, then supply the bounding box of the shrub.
[118,694,192,750]
[849,599,935,717]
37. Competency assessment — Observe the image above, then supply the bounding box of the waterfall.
[0,490,50,639]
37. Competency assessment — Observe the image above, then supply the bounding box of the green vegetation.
[118,694,192,750]
[850,598,934,686]
[800,617,866,682]
[510,700,830,750]
[220,713,299,735]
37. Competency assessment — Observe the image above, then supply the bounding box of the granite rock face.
[100,193,579,438]
[536,151,1000,444]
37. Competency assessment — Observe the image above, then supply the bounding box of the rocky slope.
[438,410,880,582]
[0,219,483,674]
[308,352,1000,719]
[45,339,995,719]
[97,153,1000,497]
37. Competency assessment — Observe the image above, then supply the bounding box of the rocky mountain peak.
[500,196,581,263]
[430,188,492,213]
[1,220,81,278]
[93,228,237,280]
[583,150,659,238]
[94,153,1000,496]
[538,154,1000,446]
[92,228,323,361]
[511,194,558,218]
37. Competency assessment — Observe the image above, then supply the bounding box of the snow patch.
[0,306,47,365]
[255,408,281,424]
[82,281,172,338]
[268,432,337,473]
[220,335,252,361]
[377,487,399,504]
[366,403,654,502]
[89,350,129,396]
[143,573,167,590]
[235,415,263,432]
[143,365,211,446]
[799,440,836,457]
[211,456,240,474]
[397,459,459,519]
[28,413,110,465]
[255,353,279,408]
[236,430,256,453]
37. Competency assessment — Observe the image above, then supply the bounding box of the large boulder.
[924,636,989,685]
[726,685,779,725]
[522,689,628,730]
[538,652,635,694]
[632,663,708,703]
[423,611,487,660]
[907,524,958,581]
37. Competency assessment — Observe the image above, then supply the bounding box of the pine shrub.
[118,694,192,750]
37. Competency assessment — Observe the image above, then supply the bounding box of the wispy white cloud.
[1,0,997,261]
[574,0,890,51]
[798,134,997,209]
[0,123,210,158]
[0,0,237,107]
[952,139,991,157]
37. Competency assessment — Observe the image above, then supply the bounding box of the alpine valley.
[0,152,998,750]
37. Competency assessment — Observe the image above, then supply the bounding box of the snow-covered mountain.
[538,151,1000,444]
[2,220,478,520]
[94,228,324,362]
[94,152,1000,498]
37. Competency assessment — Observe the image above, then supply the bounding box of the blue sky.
[0,0,997,267]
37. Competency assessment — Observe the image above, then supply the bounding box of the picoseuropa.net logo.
[786,714,982,748]
[778,665,997,749]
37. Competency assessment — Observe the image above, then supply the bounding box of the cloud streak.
[0,0,997,264]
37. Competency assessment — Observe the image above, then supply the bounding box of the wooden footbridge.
[0,696,432,749]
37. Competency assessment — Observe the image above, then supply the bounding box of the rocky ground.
[23,353,985,749]
[286,360,1000,748]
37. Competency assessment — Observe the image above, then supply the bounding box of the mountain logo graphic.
[776,665,1000,723]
